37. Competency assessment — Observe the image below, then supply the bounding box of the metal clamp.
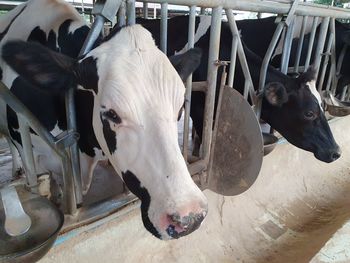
[55,130,80,151]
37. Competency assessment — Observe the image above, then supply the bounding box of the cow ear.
[2,40,77,93]
[169,48,202,82]
[264,82,288,107]
[342,30,350,45]
[298,66,317,83]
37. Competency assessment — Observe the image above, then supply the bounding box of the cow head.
[262,67,341,163]
[2,25,207,240]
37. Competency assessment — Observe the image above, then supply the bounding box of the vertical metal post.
[294,15,308,72]
[143,2,148,18]
[334,45,348,92]
[228,36,238,88]
[18,115,37,192]
[65,89,83,205]
[341,85,348,101]
[318,31,334,92]
[160,3,168,54]
[281,18,295,74]
[200,7,206,15]
[201,6,222,162]
[183,5,196,162]
[313,17,330,77]
[328,18,337,93]
[305,16,319,71]
[127,0,135,25]
[117,1,126,27]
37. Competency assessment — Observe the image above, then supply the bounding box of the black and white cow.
[0,0,208,240]
[138,15,341,163]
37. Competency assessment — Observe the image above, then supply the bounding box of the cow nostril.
[331,152,341,160]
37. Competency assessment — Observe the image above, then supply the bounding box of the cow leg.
[5,137,24,178]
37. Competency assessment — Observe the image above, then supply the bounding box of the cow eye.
[304,110,315,120]
[103,109,122,124]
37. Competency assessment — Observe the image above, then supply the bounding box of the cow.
[0,0,208,240]
[138,15,341,163]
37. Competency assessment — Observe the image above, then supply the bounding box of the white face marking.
[176,15,211,55]
[89,25,207,239]
[307,80,323,111]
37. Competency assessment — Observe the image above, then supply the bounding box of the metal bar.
[117,1,126,27]
[304,16,319,71]
[328,18,337,93]
[201,6,222,162]
[226,9,256,104]
[79,15,105,56]
[341,85,348,101]
[65,89,83,205]
[138,0,350,19]
[318,31,333,92]
[18,115,37,191]
[313,17,330,76]
[183,5,196,162]
[228,35,238,88]
[127,0,136,25]
[281,18,295,74]
[334,45,348,92]
[0,82,77,214]
[160,3,168,54]
[294,15,308,72]
[143,2,148,18]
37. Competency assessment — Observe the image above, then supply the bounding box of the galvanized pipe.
[228,36,238,88]
[18,115,38,192]
[226,9,256,104]
[334,44,348,92]
[318,31,334,92]
[281,18,295,74]
[117,1,126,27]
[65,89,83,205]
[79,15,105,56]
[183,5,196,162]
[201,6,222,162]
[0,82,77,214]
[304,16,319,71]
[138,0,350,19]
[160,3,168,54]
[341,85,348,101]
[313,17,330,77]
[143,2,149,18]
[127,0,136,25]
[328,18,337,93]
[294,15,308,72]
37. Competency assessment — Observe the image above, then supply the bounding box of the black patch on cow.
[122,171,161,239]
[0,5,26,42]
[75,89,100,157]
[76,57,99,94]
[100,113,117,155]
[58,19,98,58]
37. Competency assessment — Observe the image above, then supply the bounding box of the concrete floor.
[35,115,350,263]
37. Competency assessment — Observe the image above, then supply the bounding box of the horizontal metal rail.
[137,0,350,19]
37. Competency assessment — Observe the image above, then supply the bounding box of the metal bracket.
[92,0,123,24]
[55,130,80,151]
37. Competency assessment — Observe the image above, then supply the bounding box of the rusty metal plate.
[208,86,263,196]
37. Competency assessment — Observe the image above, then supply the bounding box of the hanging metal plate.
[208,86,263,196]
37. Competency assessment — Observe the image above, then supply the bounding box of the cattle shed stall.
[0,0,350,262]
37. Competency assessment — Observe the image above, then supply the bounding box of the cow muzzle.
[315,146,341,163]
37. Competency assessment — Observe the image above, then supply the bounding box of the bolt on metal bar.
[304,16,319,71]
[18,115,38,192]
[201,6,222,162]
[294,15,308,72]
[281,18,295,74]
[127,0,136,25]
[143,2,149,18]
[160,3,168,54]
[313,17,330,77]
[226,9,256,104]
[183,5,196,162]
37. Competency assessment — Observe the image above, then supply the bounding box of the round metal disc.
[208,86,263,196]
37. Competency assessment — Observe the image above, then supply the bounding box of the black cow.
[138,15,341,163]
